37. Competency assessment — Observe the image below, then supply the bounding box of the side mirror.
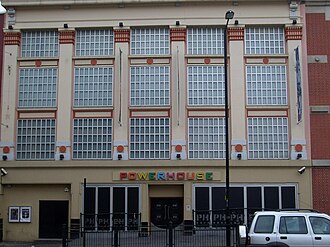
[238,225,247,247]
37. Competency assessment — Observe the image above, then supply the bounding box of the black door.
[151,198,183,229]
[39,200,69,239]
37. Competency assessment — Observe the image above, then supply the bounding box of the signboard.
[118,171,213,181]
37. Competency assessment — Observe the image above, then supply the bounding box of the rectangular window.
[16,119,56,160]
[187,27,224,55]
[247,117,289,159]
[188,118,225,159]
[18,68,57,108]
[279,216,308,234]
[84,185,140,230]
[131,28,170,55]
[130,118,170,159]
[264,187,279,211]
[130,66,170,106]
[245,26,285,54]
[254,215,275,233]
[73,118,112,160]
[281,187,296,209]
[195,187,210,227]
[21,30,59,57]
[74,67,113,107]
[246,65,287,105]
[188,66,224,106]
[76,29,114,56]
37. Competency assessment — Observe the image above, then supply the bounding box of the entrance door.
[39,200,69,239]
[151,198,183,228]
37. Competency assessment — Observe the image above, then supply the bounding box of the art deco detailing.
[285,26,303,40]
[59,30,75,44]
[4,32,21,46]
[170,28,186,42]
[114,29,130,43]
[228,27,244,41]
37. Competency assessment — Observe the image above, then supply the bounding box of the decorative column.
[113,28,130,161]
[285,25,307,160]
[228,27,247,160]
[56,29,75,161]
[0,32,21,161]
[170,27,187,160]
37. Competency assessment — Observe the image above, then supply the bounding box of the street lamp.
[0,2,6,14]
[224,9,234,247]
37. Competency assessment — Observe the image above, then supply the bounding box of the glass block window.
[247,117,289,159]
[18,68,57,108]
[187,27,224,55]
[246,65,287,105]
[188,118,225,159]
[76,29,114,56]
[21,30,59,57]
[130,66,170,106]
[131,28,170,55]
[188,66,224,105]
[245,27,285,54]
[73,118,112,159]
[74,67,113,107]
[130,118,170,159]
[16,119,56,160]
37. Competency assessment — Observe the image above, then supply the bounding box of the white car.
[240,210,330,247]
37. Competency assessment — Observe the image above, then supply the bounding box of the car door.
[309,216,330,246]
[249,215,278,245]
[276,216,313,247]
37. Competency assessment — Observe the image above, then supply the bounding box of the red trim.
[170,28,186,42]
[114,29,130,43]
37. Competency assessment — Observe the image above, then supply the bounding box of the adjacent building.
[305,0,330,215]
[0,0,311,241]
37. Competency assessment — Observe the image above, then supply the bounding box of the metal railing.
[62,223,241,247]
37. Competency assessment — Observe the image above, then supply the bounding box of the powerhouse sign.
[116,171,214,181]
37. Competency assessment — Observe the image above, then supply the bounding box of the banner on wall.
[295,46,302,123]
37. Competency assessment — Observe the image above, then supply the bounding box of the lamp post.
[224,9,234,247]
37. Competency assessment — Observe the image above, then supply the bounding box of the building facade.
[305,0,330,215]
[0,0,311,241]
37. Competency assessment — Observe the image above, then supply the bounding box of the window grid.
[21,31,59,57]
[188,118,225,159]
[18,68,57,108]
[188,66,225,105]
[248,117,289,159]
[76,29,114,56]
[73,118,112,160]
[246,65,287,105]
[130,28,170,55]
[74,67,113,107]
[130,118,170,159]
[130,66,170,106]
[16,119,56,160]
[187,27,224,55]
[245,27,285,54]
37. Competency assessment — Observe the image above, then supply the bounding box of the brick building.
[305,0,330,215]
